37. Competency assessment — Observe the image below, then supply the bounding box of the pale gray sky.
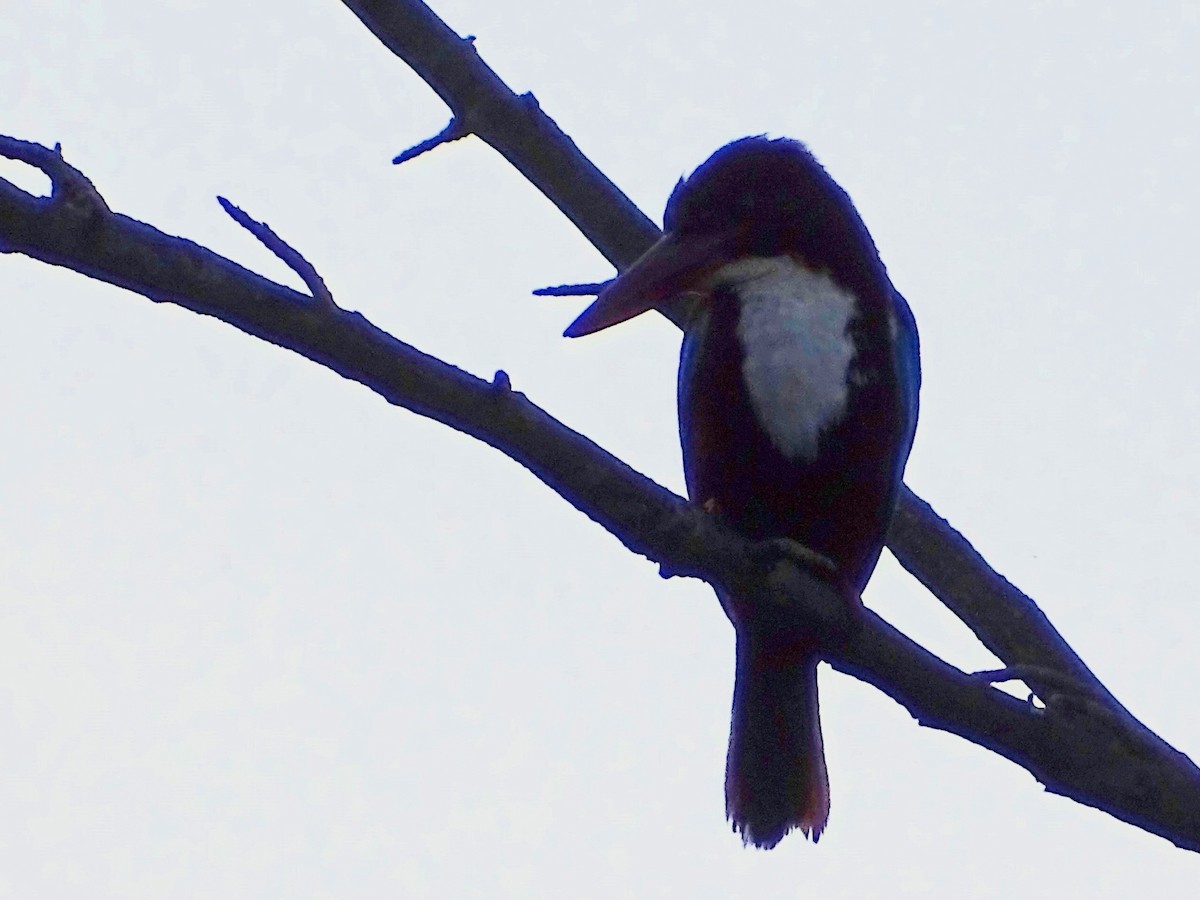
[3,1,1199,896]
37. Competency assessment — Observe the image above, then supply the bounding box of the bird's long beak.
[563,228,739,338]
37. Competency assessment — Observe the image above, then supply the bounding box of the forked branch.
[1,0,1197,851]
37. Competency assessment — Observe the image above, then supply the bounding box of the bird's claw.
[742,538,859,644]
[754,537,839,580]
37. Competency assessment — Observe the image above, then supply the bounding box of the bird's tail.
[725,627,829,848]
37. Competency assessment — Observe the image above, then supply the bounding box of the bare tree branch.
[3,0,1198,852]
[889,488,1123,711]
[4,128,1200,850]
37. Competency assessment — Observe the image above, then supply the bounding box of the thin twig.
[393,116,471,165]
[532,281,608,297]
[217,196,336,309]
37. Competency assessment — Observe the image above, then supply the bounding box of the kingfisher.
[564,136,920,848]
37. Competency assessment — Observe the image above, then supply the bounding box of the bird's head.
[565,136,878,338]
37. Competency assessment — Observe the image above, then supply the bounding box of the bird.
[563,136,920,848]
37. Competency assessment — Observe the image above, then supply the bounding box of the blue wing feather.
[889,288,921,496]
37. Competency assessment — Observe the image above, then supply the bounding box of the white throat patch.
[718,256,858,460]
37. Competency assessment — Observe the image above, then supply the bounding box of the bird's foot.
[742,538,860,645]
[754,537,839,581]
[697,500,841,583]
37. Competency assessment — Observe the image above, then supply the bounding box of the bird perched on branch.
[565,136,920,848]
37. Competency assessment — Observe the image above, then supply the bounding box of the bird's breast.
[715,256,859,461]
